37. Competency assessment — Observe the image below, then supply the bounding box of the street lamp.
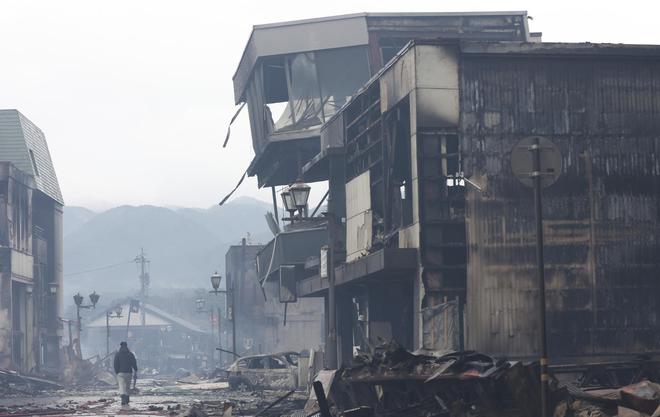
[209,271,236,361]
[210,272,222,294]
[106,305,123,356]
[72,291,100,358]
[289,180,311,211]
[280,189,297,223]
[194,297,216,362]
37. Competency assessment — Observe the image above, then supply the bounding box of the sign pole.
[511,136,561,417]
[531,137,549,417]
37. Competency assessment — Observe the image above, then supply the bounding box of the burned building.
[304,40,660,364]
[230,11,660,369]
[84,301,209,371]
[232,11,537,365]
[225,241,323,359]
[0,109,64,373]
[233,12,537,188]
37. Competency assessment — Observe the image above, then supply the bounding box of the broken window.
[269,356,287,369]
[275,52,322,131]
[390,100,413,228]
[442,135,463,188]
[247,46,370,142]
[247,357,266,369]
[284,352,299,366]
[316,47,370,119]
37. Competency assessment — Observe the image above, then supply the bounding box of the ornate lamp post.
[73,291,100,357]
[209,271,236,359]
[280,180,311,224]
[195,298,218,362]
[289,180,311,214]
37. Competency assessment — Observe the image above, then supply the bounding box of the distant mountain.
[63,198,275,296]
[64,206,96,236]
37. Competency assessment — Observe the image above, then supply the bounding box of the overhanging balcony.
[256,221,328,283]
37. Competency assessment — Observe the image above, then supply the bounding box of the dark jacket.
[114,346,138,374]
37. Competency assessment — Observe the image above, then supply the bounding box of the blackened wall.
[461,54,660,359]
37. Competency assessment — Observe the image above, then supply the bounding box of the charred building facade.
[306,40,660,363]
[0,109,64,373]
[225,241,323,359]
[232,11,536,365]
[231,11,660,368]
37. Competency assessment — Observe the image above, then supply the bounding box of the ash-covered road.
[0,378,309,417]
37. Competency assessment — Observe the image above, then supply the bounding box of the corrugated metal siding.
[0,111,32,174]
[461,56,660,359]
[0,110,63,205]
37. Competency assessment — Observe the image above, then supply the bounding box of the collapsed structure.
[0,109,64,374]
[224,240,324,362]
[228,10,660,377]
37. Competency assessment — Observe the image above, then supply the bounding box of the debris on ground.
[0,368,63,396]
[303,342,660,417]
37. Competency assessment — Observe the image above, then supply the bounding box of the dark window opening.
[386,98,413,231]
[379,38,411,66]
[247,357,266,369]
[284,352,299,366]
[248,46,371,143]
[269,356,287,369]
[263,57,288,103]
[443,135,463,188]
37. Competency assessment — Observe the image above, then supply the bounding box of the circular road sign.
[511,136,562,188]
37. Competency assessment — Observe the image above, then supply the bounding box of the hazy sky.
[1,0,659,210]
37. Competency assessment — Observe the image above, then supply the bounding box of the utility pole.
[135,248,150,300]
[235,238,245,357]
[134,248,150,330]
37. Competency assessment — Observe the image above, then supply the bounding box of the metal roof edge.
[232,11,531,102]
[459,41,660,57]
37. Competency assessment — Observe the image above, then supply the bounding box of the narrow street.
[0,378,309,417]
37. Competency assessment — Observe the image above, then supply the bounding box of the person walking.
[113,341,138,407]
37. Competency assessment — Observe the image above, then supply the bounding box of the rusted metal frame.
[255,390,296,417]
[345,99,381,131]
[346,97,382,181]
[416,128,467,349]
[347,118,382,146]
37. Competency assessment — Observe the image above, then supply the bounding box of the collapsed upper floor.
[232,12,538,187]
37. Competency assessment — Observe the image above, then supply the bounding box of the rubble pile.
[308,344,660,417]
[0,368,63,396]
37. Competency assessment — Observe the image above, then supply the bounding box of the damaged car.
[227,352,300,390]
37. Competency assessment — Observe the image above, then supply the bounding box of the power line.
[64,260,134,277]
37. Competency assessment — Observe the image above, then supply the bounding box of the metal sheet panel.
[10,250,33,280]
[346,171,372,262]
[0,110,63,205]
[414,45,459,90]
[461,54,660,359]
[380,47,416,113]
